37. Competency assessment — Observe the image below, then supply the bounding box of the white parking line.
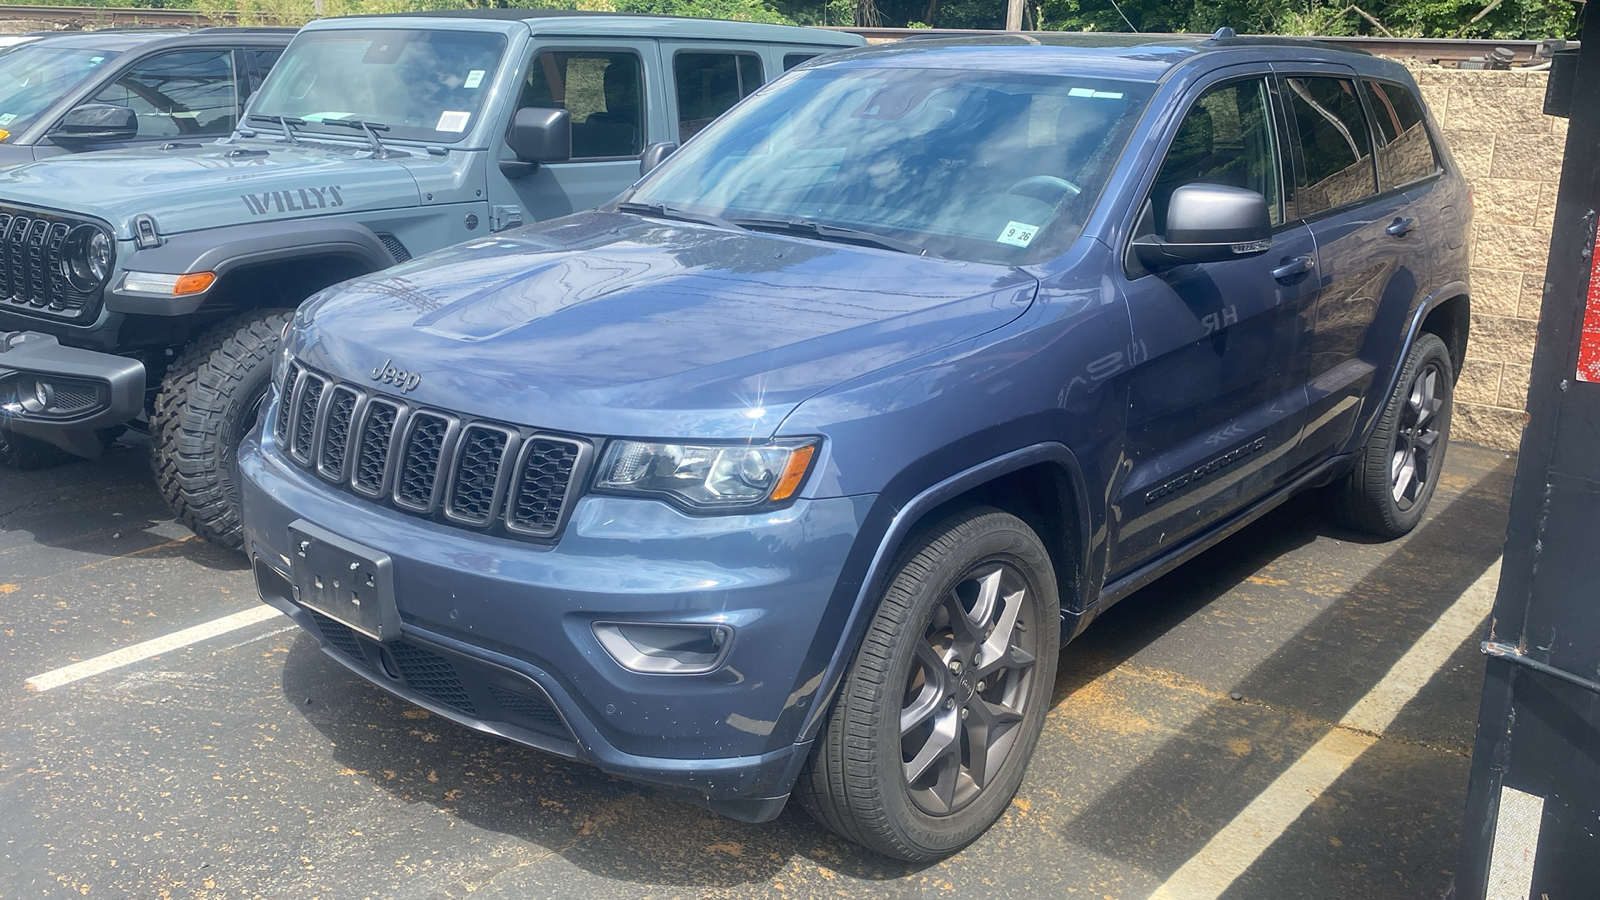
[1148,557,1502,900]
[25,605,284,693]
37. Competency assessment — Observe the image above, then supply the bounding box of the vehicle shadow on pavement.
[0,434,247,573]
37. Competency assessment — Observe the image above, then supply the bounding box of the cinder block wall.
[1414,67,1566,451]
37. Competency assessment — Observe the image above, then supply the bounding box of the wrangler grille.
[275,362,589,540]
[0,207,103,321]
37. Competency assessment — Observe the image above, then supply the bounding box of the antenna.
[1212,26,1238,39]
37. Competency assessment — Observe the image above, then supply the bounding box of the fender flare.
[105,218,398,316]
[1353,278,1470,453]
[796,441,1093,743]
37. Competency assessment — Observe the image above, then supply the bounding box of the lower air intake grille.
[388,641,476,714]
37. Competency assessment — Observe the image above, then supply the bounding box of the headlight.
[60,225,113,291]
[596,438,818,511]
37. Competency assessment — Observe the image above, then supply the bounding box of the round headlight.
[61,225,111,291]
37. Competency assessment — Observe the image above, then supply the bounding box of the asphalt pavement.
[0,434,1515,899]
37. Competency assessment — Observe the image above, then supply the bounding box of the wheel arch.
[797,442,1094,744]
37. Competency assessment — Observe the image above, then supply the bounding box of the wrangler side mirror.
[53,103,138,143]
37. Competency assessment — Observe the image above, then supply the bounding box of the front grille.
[0,207,104,321]
[275,362,589,540]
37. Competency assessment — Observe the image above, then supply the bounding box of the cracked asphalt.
[0,435,1512,898]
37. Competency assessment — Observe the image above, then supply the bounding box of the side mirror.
[1134,184,1272,269]
[52,103,138,143]
[639,142,678,177]
[508,107,570,164]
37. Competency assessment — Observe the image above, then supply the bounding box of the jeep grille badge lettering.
[370,358,422,393]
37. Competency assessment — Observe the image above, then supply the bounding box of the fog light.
[593,622,733,675]
[0,374,109,420]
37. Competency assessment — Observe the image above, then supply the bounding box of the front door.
[1113,74,1318,573]
[490,42,661,228]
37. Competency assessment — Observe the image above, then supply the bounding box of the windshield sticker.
[997,221,1039,248]
[89,56,104,65]
[0,130,9,144]
[436,110,471,133]
[0,114,15,126]
[464,69,485,89]
[1068,87,1125,100]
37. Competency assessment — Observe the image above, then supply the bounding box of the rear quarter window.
[1364,79,1441,189]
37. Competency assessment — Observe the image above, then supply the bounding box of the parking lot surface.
[0,436,1513,898]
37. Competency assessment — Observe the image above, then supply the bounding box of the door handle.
[1272,255,1314,281]
[1386,217,1417,237]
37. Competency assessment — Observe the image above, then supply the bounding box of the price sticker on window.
[464,70,485,89]
[997,221,1039,248]
[436,110,471,133]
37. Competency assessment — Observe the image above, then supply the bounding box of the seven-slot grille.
[0,207,101,321]
[276,362,589,539]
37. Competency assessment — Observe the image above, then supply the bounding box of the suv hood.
[0,141,422,238]
[291,211,1038,440]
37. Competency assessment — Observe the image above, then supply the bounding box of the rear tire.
[797,507,1060,862]
[150,309,292,550]
[1335,332,1454,538]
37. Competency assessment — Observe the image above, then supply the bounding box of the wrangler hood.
[290,211,1039,440]
[0,141,422,238]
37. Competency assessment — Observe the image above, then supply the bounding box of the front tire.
[151,309,292,550]
[1335,332,1454,537]
[798,507,1060,862]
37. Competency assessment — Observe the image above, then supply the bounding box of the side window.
[1282,76,1377,218]
[246,49,284,97]
[1148,78,1282,233]
[784,52,820,71]
[519,50,643,159]
[89,49,237,138]
[673,51,763,142]
[1364,80,1440,189]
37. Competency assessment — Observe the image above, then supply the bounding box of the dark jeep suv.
[240,32,1470,860]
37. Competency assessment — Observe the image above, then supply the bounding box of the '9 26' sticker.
[997,221,1039,248]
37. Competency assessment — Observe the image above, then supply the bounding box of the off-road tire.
[151,309,292,550]
[797,506,1060,862]
[1335,332,1454,538]
[0,429,74,469]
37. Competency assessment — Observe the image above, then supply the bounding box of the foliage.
[39,0,1583,39]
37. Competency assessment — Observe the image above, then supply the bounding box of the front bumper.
[240,429,875,821]
[0,330,144,456]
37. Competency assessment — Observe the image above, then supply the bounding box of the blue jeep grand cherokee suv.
[240,32,1469,860]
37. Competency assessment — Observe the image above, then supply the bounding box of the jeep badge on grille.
[370,359,422,393]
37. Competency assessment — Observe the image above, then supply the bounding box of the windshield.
[250,29,505,143]
[629,65,1154,265]
[0,45,120,139]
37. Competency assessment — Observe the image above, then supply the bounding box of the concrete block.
[1445,86,1550,133]
[1453,402,1526,452]
[1471,177,1541,226]
[1472,222,1551,272]
[1468,313,1540,363]
[1518,272,1548,320]
[1489,132,1565,181]
[1536,180,1560,232]
[1499,363,1532,408]
[1456,356,1504,405]
[1467,267,1525,317]
[1443,130,1495,180]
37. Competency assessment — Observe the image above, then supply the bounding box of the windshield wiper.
[320,118,395,159]
[728,217,925,256]
[246,114,304,145]
[615,201,744,232]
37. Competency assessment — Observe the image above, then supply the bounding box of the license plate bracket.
[288,519,400,642]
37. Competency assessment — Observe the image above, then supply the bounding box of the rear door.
[1278,68,1434,458]
[1113,72,1318,573]
[658,41,766,146]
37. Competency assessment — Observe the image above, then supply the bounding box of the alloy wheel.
[900,563,1039,816]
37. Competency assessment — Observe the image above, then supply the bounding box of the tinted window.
[1365,80,1439,189]
[1149,78,1282,232]
[520,51,643,159]
[674,52,763,142]
[251,29,506,144]
[247,48,283,96]
[90,49,237,138]
[632,67,1154,265]
[0,45,120,137]
[1283,76,1377,218]
[784,53,820,71]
